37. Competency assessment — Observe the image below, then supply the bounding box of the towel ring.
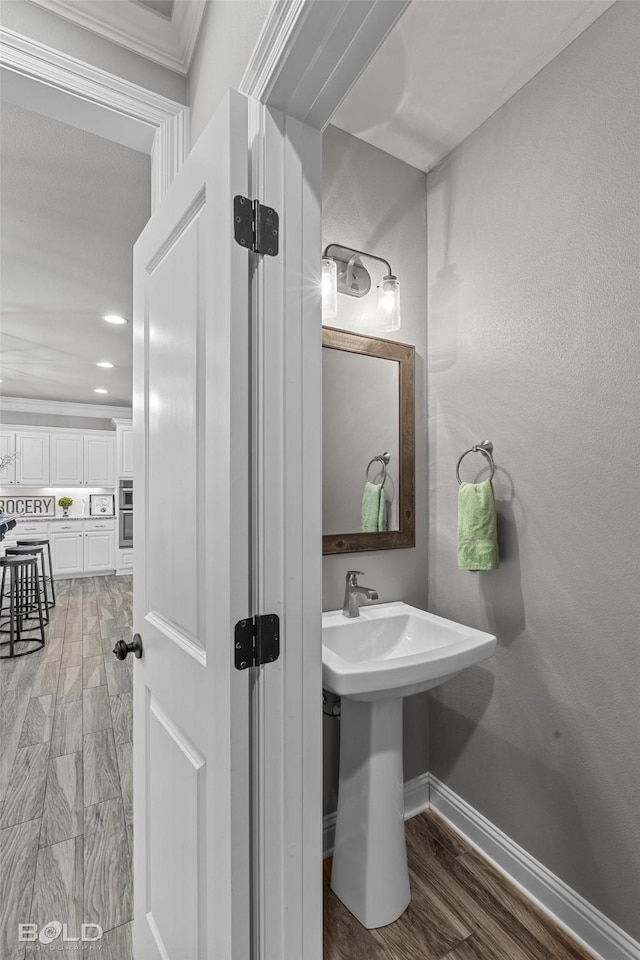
[366,452,390,486]
[456,441,495,485]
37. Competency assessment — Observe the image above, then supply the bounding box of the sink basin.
[322,601,496,701]
[323,602,495,929]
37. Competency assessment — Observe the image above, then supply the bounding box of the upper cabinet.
[1,428,116,487]
[50,434,84,485]
[84,436,115,486]
[114,419,133,478]
[1,429,52,485]
[0,432,16,483]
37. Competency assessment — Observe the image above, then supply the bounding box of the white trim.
[0,397,132,419]
[27,0,206,75]
[429,776,640,960]
[240,0,411,130]
[0,27,188,209]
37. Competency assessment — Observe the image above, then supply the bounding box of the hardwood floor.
[324,810,596,960]
[0,575,133,959]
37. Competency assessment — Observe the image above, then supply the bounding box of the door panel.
[146,214,200,649]
[133,90,251,960]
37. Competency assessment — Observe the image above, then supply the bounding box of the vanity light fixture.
[94,388,108,394]
[96,361,114,368]
[322,244,401,331]
[102,314,128,325]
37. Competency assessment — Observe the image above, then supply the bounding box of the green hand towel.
[361,481,387,533]
[458,480,499,571]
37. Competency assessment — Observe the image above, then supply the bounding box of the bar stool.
[16,538,56,608]
[3,545,51,626]
[0,555,46,658]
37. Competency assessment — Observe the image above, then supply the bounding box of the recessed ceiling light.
[96,361,114,368]
[102,314,128,325]
[94,388,108,394]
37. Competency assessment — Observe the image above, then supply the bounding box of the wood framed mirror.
[322,327,415,555]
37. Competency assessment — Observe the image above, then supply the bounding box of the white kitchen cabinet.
[84,435,115,486]
[0,432,16,484]
[116,422,133,478]
[50,532,84,575]
[84,530,115,571]
[15,433,49,485]
[50,434,84,485]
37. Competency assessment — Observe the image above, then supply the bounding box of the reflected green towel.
[458,480,499,571]
[361,481,387,533]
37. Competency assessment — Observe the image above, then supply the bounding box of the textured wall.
[322,125,429,815]
[426,2,640,938]
[188,0,272,147]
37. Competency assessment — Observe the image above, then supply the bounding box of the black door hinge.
[234,613,280,670]
[234,196,279,256]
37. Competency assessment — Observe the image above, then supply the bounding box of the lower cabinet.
[50,533,84,575]
[84,531,115,571]
[3,521,117,577]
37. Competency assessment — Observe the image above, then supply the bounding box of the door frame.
[0,3,411,956]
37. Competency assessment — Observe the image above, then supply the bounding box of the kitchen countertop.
[2,516,116,523]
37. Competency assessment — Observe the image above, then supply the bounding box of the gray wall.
[188,0,272,147]
[0,0,187,104]
[426,2,640,938]
[322,125,429,815]
[0,412,117,430]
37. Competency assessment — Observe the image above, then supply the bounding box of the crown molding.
[0,27,188,208]
[26,0,206,75]
[0,397,132,419]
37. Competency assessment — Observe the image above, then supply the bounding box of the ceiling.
[0,101,149,407]
[333,0,615,172]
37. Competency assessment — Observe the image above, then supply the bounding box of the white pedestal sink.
[322,602,496,929]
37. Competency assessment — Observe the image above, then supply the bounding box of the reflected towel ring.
[366,452,390,486]
[456,441,495,485]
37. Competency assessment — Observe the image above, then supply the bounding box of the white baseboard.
[429,775,640,960]
[323,773,640,960]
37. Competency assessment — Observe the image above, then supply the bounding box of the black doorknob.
[113,633,143,660]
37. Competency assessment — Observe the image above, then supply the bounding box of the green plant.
[57,496,74,509]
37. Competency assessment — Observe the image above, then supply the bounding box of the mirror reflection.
[322,327,415,555]
[323,350,399,535]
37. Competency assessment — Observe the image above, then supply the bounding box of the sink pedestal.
[331,696,411,928]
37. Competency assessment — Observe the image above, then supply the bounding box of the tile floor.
[0,575,133,959]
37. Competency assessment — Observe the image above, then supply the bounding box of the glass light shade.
[321,257,338,323]
[377,275,401,332]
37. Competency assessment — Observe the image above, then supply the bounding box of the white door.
[84,435,115,485]
[51,433,84,485]
[15,432,49,484]
[0,432,16,483]
[132,90,252,960]
[50,533,84,575]
[84,531,115,571]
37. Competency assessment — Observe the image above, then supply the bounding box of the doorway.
[0,96,148,958]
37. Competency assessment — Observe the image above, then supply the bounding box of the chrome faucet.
[342,570,378,619]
